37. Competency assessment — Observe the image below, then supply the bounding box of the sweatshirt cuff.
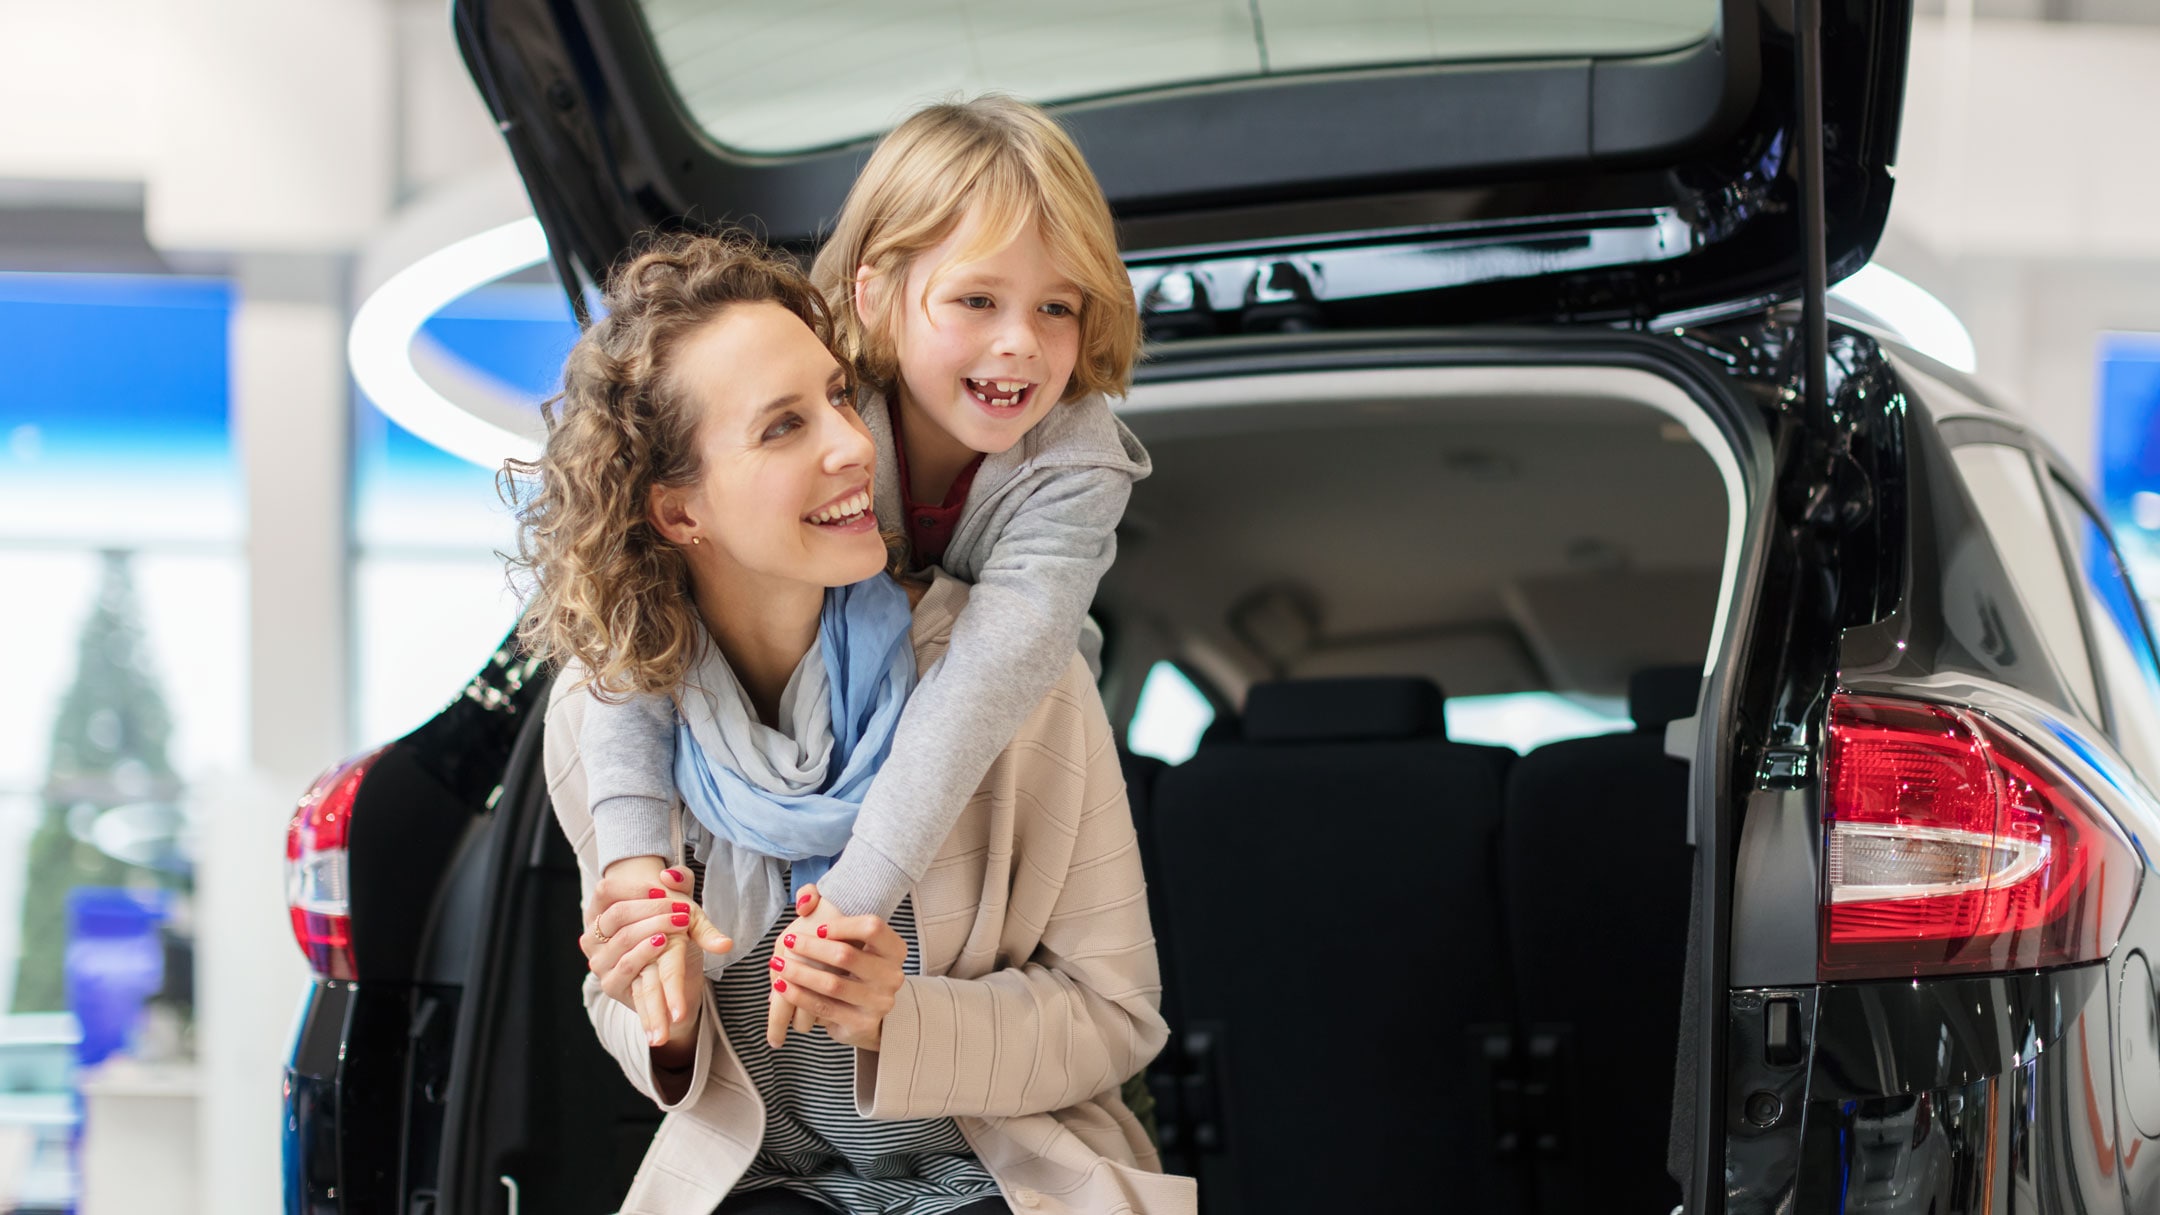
[645,987,719,1112]
[815,838,913,920]
[590,793,676,871]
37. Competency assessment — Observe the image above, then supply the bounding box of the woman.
[513,234,1188,1215]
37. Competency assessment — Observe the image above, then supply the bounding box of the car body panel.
[2113,895,2160,1205]
[281,644,544,1215]
[1711,325,2160,1210]
[1797,965,2123,1214]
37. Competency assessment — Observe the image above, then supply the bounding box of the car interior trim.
[1120,362,1750,670]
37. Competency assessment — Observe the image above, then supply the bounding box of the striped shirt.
[711,867,1000,1214]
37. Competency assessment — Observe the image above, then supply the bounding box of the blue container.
[64,888,168,1069]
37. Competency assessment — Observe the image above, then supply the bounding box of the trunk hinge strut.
[1797,0,1831,433]
[1711,13,1836,1215]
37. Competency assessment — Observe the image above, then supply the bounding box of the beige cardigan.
[543,574,1194,1215]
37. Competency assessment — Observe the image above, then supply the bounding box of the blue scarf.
[673,575,916,901]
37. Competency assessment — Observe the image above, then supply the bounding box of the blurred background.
[0,0,2157,1211]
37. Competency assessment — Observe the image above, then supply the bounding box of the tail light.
[1821,694,2138,980]
[285,746,387,981]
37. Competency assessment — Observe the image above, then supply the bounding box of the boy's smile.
[963,377,1038,416]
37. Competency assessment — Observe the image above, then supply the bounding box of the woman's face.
[651,301,885,597]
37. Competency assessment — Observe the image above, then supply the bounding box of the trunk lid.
[453,0,1910,325]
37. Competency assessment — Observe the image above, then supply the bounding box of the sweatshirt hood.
[861,392,1149,550]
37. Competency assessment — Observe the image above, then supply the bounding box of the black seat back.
[1150,676,1517,1215]
[1500,666,1698,1215]
[1119,750,1174,1024]
[1118,750,1194,1173]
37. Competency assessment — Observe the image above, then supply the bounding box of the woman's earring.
[691,536,701,546]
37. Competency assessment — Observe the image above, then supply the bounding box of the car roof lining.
[1104,363,1744,703]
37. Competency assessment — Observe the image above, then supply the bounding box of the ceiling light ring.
[347,217,552,470]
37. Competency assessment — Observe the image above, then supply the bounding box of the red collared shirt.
[890,417,985,569]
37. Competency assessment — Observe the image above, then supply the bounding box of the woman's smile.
[805,484,876,533]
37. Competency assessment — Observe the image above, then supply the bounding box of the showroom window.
[351,281,576,747]
[2098,332,2160,600]
[1445,691,1632,752]
[1126,662,1217,763]
[1121,665,1636,762]
[0,271,233,1163]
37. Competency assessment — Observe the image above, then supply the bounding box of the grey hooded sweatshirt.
[578,389,1151,920]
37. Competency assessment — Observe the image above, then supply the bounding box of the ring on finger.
[590,919,610,945]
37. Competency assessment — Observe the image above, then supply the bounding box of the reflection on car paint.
[1795,965,2122,1213]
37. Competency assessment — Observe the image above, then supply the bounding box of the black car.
[283,1,2160,1211]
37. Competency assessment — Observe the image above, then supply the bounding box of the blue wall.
[0,274,236,543]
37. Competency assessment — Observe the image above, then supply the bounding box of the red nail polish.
[672,902,690,915]
[671,913,690,927]
[664,868,684,883]
[769,957,784,971]
[783,934,796,949]
[816,924,829,939]
[648,887,665,899]
[797,890,813,910]
[773,979,787,993]
[650,934,666,947]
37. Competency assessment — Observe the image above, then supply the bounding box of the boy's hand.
[766,883,844,1048]
[579,869,728,1083]
[590,859,729,1045]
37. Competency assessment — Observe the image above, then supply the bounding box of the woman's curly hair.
[501,230,840,700]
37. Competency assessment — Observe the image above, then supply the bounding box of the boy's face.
[881,206,1083,458]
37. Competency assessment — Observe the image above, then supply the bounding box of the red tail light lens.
[285,746,387,981]
[1821,694,2139,980]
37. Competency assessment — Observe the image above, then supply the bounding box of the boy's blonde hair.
[502,231,846,699]
[811,96,1138,403]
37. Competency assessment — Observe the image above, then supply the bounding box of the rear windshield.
[636,0,1721,155]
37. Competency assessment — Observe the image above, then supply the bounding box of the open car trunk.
[1100,335,1760,1214]
[444,332,1767,1214]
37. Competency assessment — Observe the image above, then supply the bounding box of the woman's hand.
[582,864,731,1049]
[769,907,907,1052]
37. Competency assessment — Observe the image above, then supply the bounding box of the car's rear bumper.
[285,978,459,1215]
[284,979,351,1215]
[1808,962,2120,1211]
[1729,963,2124,1213]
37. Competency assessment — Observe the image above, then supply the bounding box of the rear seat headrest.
[1197,714,1242,747]
[1242,677,1447,744]
[1629,666,1703,731]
